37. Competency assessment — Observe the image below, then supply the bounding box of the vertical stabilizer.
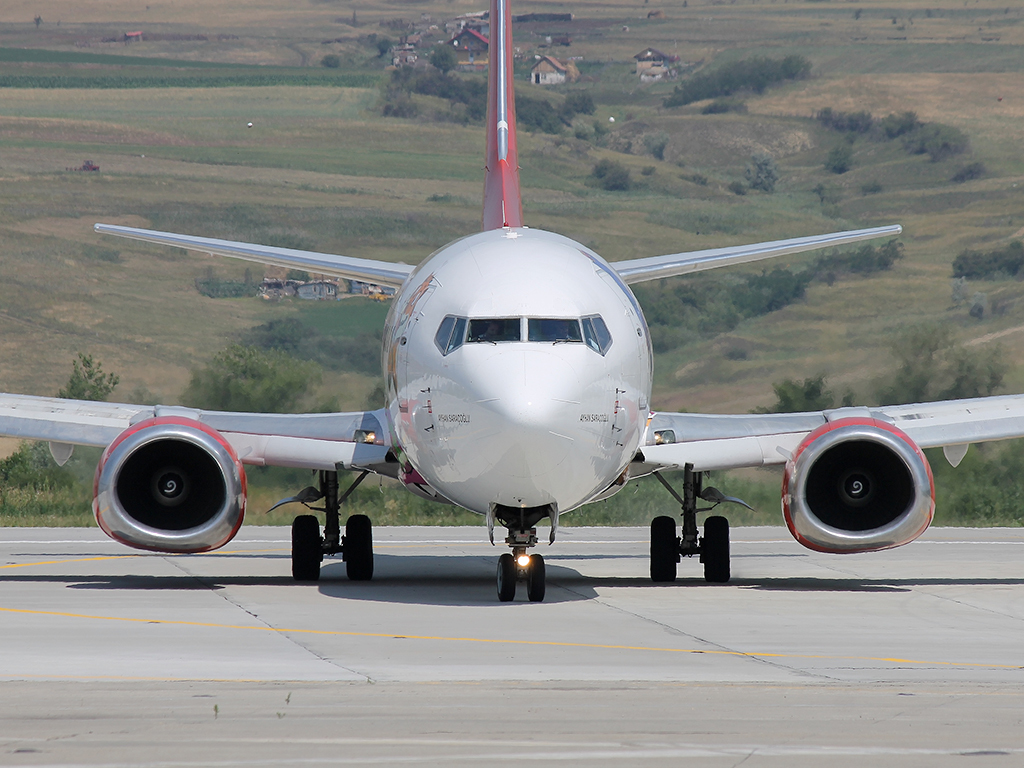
[481,0,523,230]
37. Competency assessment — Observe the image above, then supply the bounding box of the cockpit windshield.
[467,318,521,343]
[528,318,583,343]
[435,315,611,355]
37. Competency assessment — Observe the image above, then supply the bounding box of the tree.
[429,44,457,75]
[57,353,119,401]
[875,324,1008,405]
[374,36,393,58]
[321,54,341,69]
[34,15,42,28]
[745,153,778,192]
[824,143,853,174]
[181,345,322,413]
[591,159,631,191]
[643,133,670,161]
[754,375,845,413]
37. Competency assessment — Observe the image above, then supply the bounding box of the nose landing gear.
[495,527,547,602]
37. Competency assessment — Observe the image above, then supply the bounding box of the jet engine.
[93,417,246,553]
[782,418,934,553]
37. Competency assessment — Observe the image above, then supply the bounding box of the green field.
[1,0,1023,526]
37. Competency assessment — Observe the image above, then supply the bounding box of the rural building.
[530,56,566,85]
[633,47,679,81]
[258,278,300,300]
[391,43,418,67]
[447,28,489,69]
[297,280,339,300]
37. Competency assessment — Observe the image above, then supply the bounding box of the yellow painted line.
[0,605,1020,670]
[0,555,140,570]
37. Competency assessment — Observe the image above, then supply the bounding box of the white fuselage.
[382,227,653,517]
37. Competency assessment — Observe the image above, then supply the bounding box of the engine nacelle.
[782,418,934,553]
[94,417,246,553]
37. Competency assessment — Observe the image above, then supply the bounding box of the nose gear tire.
[526,553,546,602]
[497,553,517,601]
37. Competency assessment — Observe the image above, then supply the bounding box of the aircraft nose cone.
[473,348,580,479]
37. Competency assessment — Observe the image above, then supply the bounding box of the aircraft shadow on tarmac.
[5,552,1024,603]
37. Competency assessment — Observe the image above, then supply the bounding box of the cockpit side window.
[447,317,467,353]
[467,318,521,343]
[582,315,613,355]
[435,315,468,355]
[434,315,456,354]
[528,318,583,343]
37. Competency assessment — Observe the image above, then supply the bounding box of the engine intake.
[782,418,933,553]
[94,417,246,553]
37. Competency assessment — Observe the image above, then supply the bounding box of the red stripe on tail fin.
[482,0,523,230]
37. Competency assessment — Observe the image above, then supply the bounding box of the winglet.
[481,0,523,230]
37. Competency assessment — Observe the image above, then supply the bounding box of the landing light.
[354,430,376,444]
[517,554,531,567]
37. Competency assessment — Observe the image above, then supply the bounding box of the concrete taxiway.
[0,525,1023,765]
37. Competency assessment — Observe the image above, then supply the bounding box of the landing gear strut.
[493,505,552,602]
[650,463,742,584]
[289,470,374,582]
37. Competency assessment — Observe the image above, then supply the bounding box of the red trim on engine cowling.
[781,417,934,554]
[93,416,247,551]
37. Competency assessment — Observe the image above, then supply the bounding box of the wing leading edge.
[94,224,414,288]
[613,224,902,285]
[0,393,393,474]
[635,394,1024,475]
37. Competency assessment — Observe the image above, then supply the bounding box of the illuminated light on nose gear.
[517,554,531,567]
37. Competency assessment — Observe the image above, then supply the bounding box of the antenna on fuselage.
[481,0,523,231]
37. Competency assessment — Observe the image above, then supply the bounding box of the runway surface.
[1,525,1023,765]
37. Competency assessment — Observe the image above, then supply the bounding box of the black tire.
[345,514,374,581]
[292,515,322,582]
[497,553,517,602]
[702,515,730,584]
[650,515,679,582]
[526,554,546,603]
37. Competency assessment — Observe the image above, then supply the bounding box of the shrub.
[592,159,631,191]
[640,166,656,176]
[320,54,341,68]
[951,162,986,183]
[727,180,747,195]
[815,108,874,133]
[753,375,848,413]
[562,91,595,119]
[815,239,903,277]
[812,183,841,204]
[824,143,853,174]
[643,132,669,161]
[689,173,708,186]
[878,111,920,138]
[701,99,747,114]
[951,240,1024,280]
[429,44,457,74]
[745,153,778,193]
[516,94,562,134]
[663,55,811,107]
[860,180,883,195]
[902,123,969,161]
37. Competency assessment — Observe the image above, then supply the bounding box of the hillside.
[0,0,1023,524]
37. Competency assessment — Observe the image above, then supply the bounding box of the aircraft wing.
[94,224,415,288]
[0,393,394,475]
[612,225,902,284]
[634,394,1024,474]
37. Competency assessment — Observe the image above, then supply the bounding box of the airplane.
[2,0,1023,603]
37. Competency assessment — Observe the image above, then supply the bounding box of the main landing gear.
[284,470,374,583]
[493,505,551,602]
[650,463,750,584]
